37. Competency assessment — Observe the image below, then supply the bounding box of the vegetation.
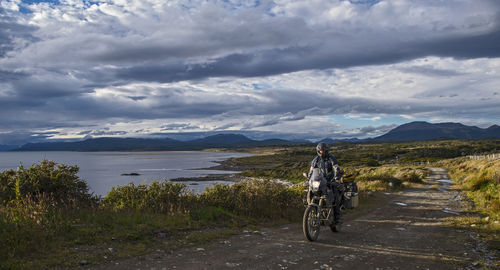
[1,139,498,268]
[438,156,500,257]
[235,139,499,184]
[439,157,499,221]
[0,161,302,269]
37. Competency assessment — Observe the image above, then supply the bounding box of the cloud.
[76,129,127,136]
[0,130,60,145]
[0,0,499,143]
[0,6,38,57]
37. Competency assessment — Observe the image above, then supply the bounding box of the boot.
[333,206,342,225]
[335,213,342,225]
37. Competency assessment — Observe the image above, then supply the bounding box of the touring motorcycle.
[302,168,358,241]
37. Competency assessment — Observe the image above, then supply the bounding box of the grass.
[439,157,500,221]
[0,162,303,269]
[1,139,499,268]
[438,156,500,265]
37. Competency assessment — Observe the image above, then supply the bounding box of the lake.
[0,151,252,196]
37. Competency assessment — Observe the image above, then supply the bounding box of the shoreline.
[170,158,251,182]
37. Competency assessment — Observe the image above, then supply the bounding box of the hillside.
[12,134,296,151]
[372,121,500,142]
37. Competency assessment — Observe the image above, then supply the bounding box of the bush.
[103,180,187,213]
[0,160,95,206]
[200,179,303,221]
[354,165,425,191]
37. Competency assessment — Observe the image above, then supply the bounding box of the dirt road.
[90,168,497,270]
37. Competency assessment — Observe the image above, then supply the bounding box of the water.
[0,151,252,196]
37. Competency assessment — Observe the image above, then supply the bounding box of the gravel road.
[88,168,497,270]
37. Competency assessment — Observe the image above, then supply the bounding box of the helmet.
[316,142,329,157]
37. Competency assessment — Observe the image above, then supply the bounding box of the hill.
[12,134,295,151]
[372,121,500,142]
[0,145,19,151]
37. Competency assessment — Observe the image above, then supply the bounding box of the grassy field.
[437,156,500,252]
[0,139,498,269]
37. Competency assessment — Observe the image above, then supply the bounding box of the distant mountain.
[15,137,186,151]
[12,134,296,151]
[372,121,500,142]
[317,138,363,144]
[190,134,254,146]
[0,145,19,151]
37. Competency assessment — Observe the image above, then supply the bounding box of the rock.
[320,264,332,270]
[121,172,141,176]
[226,262,241,267]
[158,232,167,238]
[238,250,248,254]
[108,248,116,253]
[79,260,88,266]
[196,248,205,251]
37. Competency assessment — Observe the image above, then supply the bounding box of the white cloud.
[0,0,499,143]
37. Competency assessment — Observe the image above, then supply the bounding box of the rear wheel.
[303,205,320,241]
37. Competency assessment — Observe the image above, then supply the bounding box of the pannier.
[342,174,358,209]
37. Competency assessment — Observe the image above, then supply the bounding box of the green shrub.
[200,179,303,221]
[103,180,187,213]
[0,160,95,205]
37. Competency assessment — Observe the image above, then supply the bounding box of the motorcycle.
[302,168,357,242]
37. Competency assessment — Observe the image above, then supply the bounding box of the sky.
[0,0,499,144]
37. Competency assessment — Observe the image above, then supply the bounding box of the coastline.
[170,158,251,182]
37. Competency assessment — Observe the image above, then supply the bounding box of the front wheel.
[303,205,320,241]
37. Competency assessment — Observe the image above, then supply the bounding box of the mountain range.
[12,134,296,151]
[8,121,500,151]
[371,121,500,142]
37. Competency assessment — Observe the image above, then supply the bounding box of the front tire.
[303,205,320,241]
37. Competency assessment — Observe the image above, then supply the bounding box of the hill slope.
[372,121,500,141]
[13,134,295,151]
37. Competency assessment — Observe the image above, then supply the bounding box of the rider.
[308,142,344,225]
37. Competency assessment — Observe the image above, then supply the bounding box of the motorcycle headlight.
[312,180,321,189]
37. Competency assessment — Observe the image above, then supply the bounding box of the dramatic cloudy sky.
[0,0,499,144]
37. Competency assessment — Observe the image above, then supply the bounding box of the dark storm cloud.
[0,0,499,143]
[112,28,500,83]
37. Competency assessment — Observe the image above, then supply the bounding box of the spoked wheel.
[303,205,321,241]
